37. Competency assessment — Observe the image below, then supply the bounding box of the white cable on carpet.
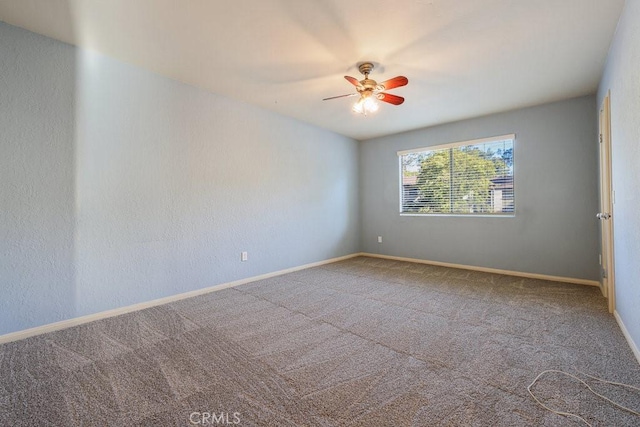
[527,369,640,426]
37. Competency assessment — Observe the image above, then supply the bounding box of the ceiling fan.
[323,62,408,115]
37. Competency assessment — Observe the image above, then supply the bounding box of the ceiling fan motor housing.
[357,62,381,91]
[359,79,378,92]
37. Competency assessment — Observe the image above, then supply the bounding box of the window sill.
[399,213,516,218]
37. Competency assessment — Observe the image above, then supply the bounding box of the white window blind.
[399,134,515,215]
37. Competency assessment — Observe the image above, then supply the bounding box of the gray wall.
[0,23,359,335]
[0,25,77,335]
[597,0,640,354]
[360,96,599,280]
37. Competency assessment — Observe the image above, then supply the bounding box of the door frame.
[599,91,615,313]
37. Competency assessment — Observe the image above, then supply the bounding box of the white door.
[598,92,615,313]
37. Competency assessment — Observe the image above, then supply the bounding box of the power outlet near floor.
[377,236,383,243]
[241,251,248,262]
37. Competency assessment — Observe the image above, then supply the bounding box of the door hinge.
[602,268,607,279]
[599,134,603,143]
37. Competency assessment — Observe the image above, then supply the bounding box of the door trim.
[599,91,615,313]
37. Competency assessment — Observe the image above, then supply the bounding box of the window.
[399,134,515,215]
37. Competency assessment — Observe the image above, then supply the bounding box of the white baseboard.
[614,311,640,366]
[0,253,360,345]
[0,252,604,345]
[360,253,600,287]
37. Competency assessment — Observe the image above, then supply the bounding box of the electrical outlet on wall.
[241,251,248,262]
[377,236,383,243]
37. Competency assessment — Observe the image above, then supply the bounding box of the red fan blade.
[323,93,358,101]
[378,92,405,105]
[344,76,362,87]
[379,76,408,90]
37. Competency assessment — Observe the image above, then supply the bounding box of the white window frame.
[398,134,515,217]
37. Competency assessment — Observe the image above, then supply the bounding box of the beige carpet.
[1,256,639,426]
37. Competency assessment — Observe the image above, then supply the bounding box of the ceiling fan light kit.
[323,62,408,116]
[352,92,379,115]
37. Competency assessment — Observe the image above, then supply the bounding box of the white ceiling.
[0,0,624,140]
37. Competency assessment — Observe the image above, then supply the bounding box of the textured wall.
[0,23,359,335]
[0,24,77,333]
[597,0,640,352]
[360,96,599,280]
